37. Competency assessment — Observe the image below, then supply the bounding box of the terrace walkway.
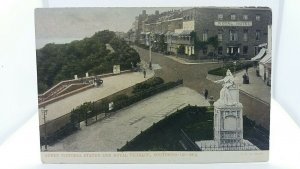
[47,86,209,152]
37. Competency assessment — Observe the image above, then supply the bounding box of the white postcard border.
[41,151,268,163]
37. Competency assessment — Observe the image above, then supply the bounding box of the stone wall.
[39,113,71,137]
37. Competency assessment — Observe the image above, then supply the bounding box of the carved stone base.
[195,139,259,151]
[213,104,244,146]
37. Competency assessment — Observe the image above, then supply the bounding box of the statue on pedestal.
[214,69,237,106]
[195,69,259,151]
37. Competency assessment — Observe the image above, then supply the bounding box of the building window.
[218,47,223,55]
[229,30,238,41]
[218,30,223,41]
[231,14,236,20]
[243,29,248,41]
[218,14,223,20]
[243,15,248,20]
[256,15,261,21]
[203,30,208,41]
[243,46,248,54]
[256,30,261,41]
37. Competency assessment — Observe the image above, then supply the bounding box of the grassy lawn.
[119,105,269,151]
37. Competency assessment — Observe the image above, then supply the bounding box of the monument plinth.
[196,70,259,151]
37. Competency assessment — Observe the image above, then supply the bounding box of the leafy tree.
[208,36,219,58]
[36,30,141,94]
[190,32,220,58]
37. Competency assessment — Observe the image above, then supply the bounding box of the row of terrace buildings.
[128,7,272,60]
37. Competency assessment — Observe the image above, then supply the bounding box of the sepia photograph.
[35,7,271,162]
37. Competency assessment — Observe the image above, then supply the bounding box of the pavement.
[39,70,154,125]
[47,86,209,152]
[206,67,271,104]
[234,67,271,104]
[164,55,219,65]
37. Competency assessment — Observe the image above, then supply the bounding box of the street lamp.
[149,39,152,70]
[233,61,237,76]
[148,33,156,70]
[41,107,48,151]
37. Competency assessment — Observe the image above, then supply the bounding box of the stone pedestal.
[213,86,244,147]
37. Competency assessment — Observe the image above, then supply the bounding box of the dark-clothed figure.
[204,89,208,100]
[143,69,146,78]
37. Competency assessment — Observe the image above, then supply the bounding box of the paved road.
[134,46,222,99]
[47,86,209,152]
[39,71,154,125]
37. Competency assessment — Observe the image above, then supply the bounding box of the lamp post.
[41,107,48,151]
[148,33,156,70]
[149,39,152,70]
[233,61,237,76]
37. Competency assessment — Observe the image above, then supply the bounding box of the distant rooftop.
[186,6,271,11]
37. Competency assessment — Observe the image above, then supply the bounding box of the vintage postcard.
[35,7,271,163]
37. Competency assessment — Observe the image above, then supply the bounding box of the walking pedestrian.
[143,69,146,78]
[204,89,208,100]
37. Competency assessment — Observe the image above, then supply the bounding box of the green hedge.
[208,62,253,76]
[113,79,182,111]
[70,79,183,124]
[132,77,164,93]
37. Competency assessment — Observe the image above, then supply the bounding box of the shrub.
[111,94,129,102]
[132,77,164,93]
[70,79,182,124]
[208,61,253,76]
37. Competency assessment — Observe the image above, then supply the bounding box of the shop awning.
[251,48,266,61]
[259,52,272,64]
